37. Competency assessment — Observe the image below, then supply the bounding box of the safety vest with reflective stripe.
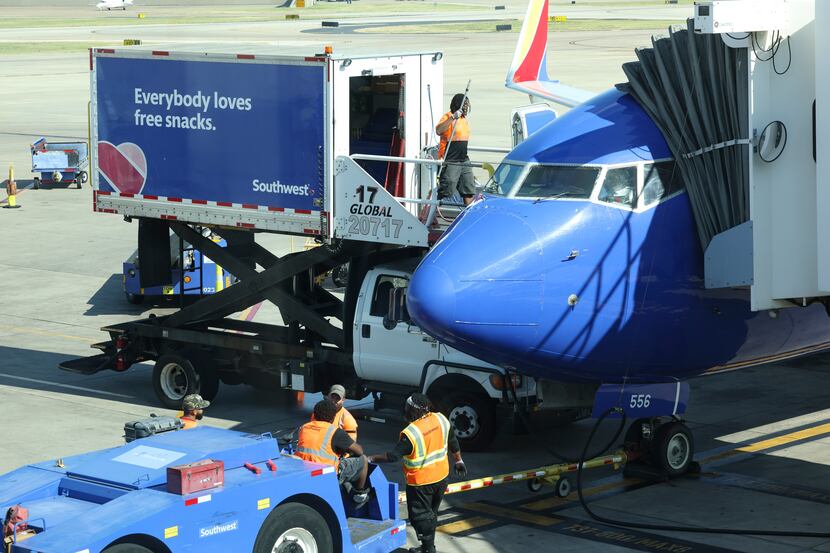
[334,407,358,441]
[401,412,451,485]
[179,416,198,430]
[296,421,339,468]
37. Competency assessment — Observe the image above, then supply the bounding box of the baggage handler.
[370,393,467,553]
[435,93,475,206]
[298,399,371,505]
[179,394,210,429]
[329,384,359,440]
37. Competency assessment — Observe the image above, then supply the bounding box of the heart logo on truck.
[98,141,147,195]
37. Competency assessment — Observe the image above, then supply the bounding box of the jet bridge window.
[598,166,637,208]
[641,161,684,207]
[514,165,600,199]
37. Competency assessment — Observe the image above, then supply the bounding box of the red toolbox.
[167,460,224,495]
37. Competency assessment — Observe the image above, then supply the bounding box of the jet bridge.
[627,0,828,311]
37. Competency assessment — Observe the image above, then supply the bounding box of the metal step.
[59,354,114,375]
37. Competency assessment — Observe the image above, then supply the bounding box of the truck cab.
[354,261,537,449]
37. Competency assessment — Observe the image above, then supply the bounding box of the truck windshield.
[483,162,525,195]
[514,165,601,200]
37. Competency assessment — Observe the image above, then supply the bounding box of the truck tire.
[33,177,40,190]
[253,502,333,553]
[103,545,153,553]
[196,364,220,402]
[152,353,200,409]
[438,391,496,452]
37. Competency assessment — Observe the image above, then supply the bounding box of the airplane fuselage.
[408,89,830,384]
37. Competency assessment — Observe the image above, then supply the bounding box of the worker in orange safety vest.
[435,93,475,207]
[297,399,370,505]
[370,393,466,553]
[328,384,358,441]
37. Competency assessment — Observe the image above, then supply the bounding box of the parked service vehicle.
[62,46,593,451]
[0,426,405,553]
[30,137,89,189]
[123,232,235,304]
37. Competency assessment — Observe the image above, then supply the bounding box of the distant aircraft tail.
[506,0,594,107]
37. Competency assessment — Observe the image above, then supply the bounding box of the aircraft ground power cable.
[506,374,625,465]
[576,407,830,538]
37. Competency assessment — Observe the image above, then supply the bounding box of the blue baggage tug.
[0,427,405,553]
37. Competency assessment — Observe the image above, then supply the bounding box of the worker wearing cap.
[370,393,466,553]
[297,399,371,506]
[435,93,475,207]
[180,394,209,429]
[329,384,358,441]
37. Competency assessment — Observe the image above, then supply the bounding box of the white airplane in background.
[96,0,133,10]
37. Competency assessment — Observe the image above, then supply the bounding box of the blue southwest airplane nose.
[407,199,545,360]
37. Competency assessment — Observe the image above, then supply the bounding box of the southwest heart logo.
[98,141,147,195]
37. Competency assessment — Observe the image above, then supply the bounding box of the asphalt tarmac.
[5,2,830,551]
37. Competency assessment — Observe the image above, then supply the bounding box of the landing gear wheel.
[253,502,333,553]
[555,476,571,498]
[527,478,543,493]
[652,421,694,477]
[438,392,496,452]
[125,292,144,305]
[152,353,200,409]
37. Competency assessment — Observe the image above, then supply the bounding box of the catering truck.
[61,46,591,451]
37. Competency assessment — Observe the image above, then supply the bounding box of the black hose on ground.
[507,374,625,464]
[577,407,830,538]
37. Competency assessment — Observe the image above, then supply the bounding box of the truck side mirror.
[383,287,407,330]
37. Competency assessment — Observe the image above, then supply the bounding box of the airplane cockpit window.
[514,165,600,199]
[642,161,684,207]
[484,162,524,195]
[598,166,637,208]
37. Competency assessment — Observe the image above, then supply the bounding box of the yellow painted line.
[437,516,494,535]
[461,502,561,526]
[5,325,93,343]
[737,422,830,453]
[523,479,637,511]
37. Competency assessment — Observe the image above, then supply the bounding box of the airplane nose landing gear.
[623,417,698,479]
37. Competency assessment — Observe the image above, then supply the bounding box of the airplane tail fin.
[506,0,594,108]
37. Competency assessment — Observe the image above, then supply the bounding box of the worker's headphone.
[405,395,429,422]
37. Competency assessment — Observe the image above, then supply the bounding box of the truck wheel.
[253,502,333,553]
[152,353,200,409]
[33,177,40,190]
[125,292,144,305]
[103,545,153,553]
[79,170,88,184]
[197,365,220,402]
[651,421,694,477]
[439,392,496,451]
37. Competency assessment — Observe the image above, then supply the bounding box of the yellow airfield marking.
[736,422,830,453]
[437,516,494,534]
[460,502,561,526]
[522,479,636,511]
[5,325,94,343]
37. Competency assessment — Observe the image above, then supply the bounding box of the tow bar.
[398,450,627,503]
